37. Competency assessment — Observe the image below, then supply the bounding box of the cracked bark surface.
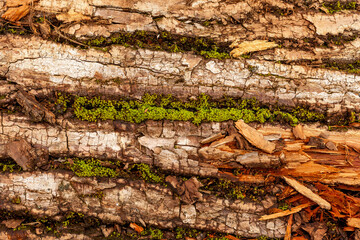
[0,171,287,238]
[2,34,360,114]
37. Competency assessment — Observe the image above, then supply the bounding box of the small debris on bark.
[235,120,276,153]
[165,176,203,204]
[293,125,306,140]
[200,132,225,144]
[283,176,331,210]
[15,89,56,124]
[230,40,278,58]
[1,219,24,229]
[284,214,293,240]
[130,223,144,233]
[6,139,49,170]
[307,137,326,149]
[301,222,328,240]
[325,141,338,151]
[260,202,314,221]
[100,225,114,238]
[209,135,235,148]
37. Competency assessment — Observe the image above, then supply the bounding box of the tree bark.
[1,0,360,239]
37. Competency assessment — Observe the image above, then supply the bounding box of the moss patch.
[323,60,360,75]
[323,1,357,14]
[68,93,325,126]
[87,30,230,60]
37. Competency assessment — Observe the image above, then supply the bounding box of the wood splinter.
[283,176,331,210]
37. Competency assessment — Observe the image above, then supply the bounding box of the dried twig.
[259,202,314,221]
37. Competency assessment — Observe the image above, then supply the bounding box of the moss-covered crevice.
[322,1,358,14]
[86,30,231,59]
[63,93,325,126]
[49,92,357,126]
[322,59,360,75]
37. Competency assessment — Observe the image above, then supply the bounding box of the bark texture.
[1,0,360,238]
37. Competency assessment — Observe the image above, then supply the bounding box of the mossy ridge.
[322,60,360,75]
[64,158,165,184]
[69,93,325,126]
[87,30,231,60]
[323,1,358,14]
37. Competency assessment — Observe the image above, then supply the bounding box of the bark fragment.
[235,120,276,154]
[15,90,56,124]
[165,176,203,204]
[283,176,331,210]
[293,125,306,140]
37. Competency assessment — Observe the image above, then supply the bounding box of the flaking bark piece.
[292,124,306,140]
[236,152,281,168]
[6,139,49,171]
[16,89,56,124]
[165,176,203,204]
[1,219,24,229]
[210,134,235,148]
[301,223,328,240]
[235,120,276,153]
[283,176,331,210]
[6,139,35,170]
[6,0,33,7]
[230,40,278,58]
[200,132,225,144]
[2,4,30,22]
[307,137,326,149]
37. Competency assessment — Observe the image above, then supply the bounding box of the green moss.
[84,30,231,60]
[323,1,357,14]
[11,196,21,204]
[141,227,163,239]
[70,93,325,126]
[175,228,200,239]
[0,159,22,173]
[54,92,70,114]
[130,163,164,183]
[323,60,360,75]
[69,158,118,178]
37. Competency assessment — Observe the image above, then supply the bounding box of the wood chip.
[284,142,304,151]
[16,89,56,124]
[284,214,293,240]
[225,235,240,240]
[56,9,91,23]
[259,202,314,221]
[2,4,30,22]
[230,40,278,58]
[130,222,144,233]
[6,0,33,7]
[2,219,24,229]
[235,120,276,153]
[347,218,360,228]
[283,176,331,210]
[210,135,235,148]
[6,139,35,170]
[200,132,225,144]
[325,141,338,151]
[293,124,306,140]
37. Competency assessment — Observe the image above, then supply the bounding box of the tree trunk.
[1,0,360,239]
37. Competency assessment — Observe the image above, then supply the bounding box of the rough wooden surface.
[0,171,286,238]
